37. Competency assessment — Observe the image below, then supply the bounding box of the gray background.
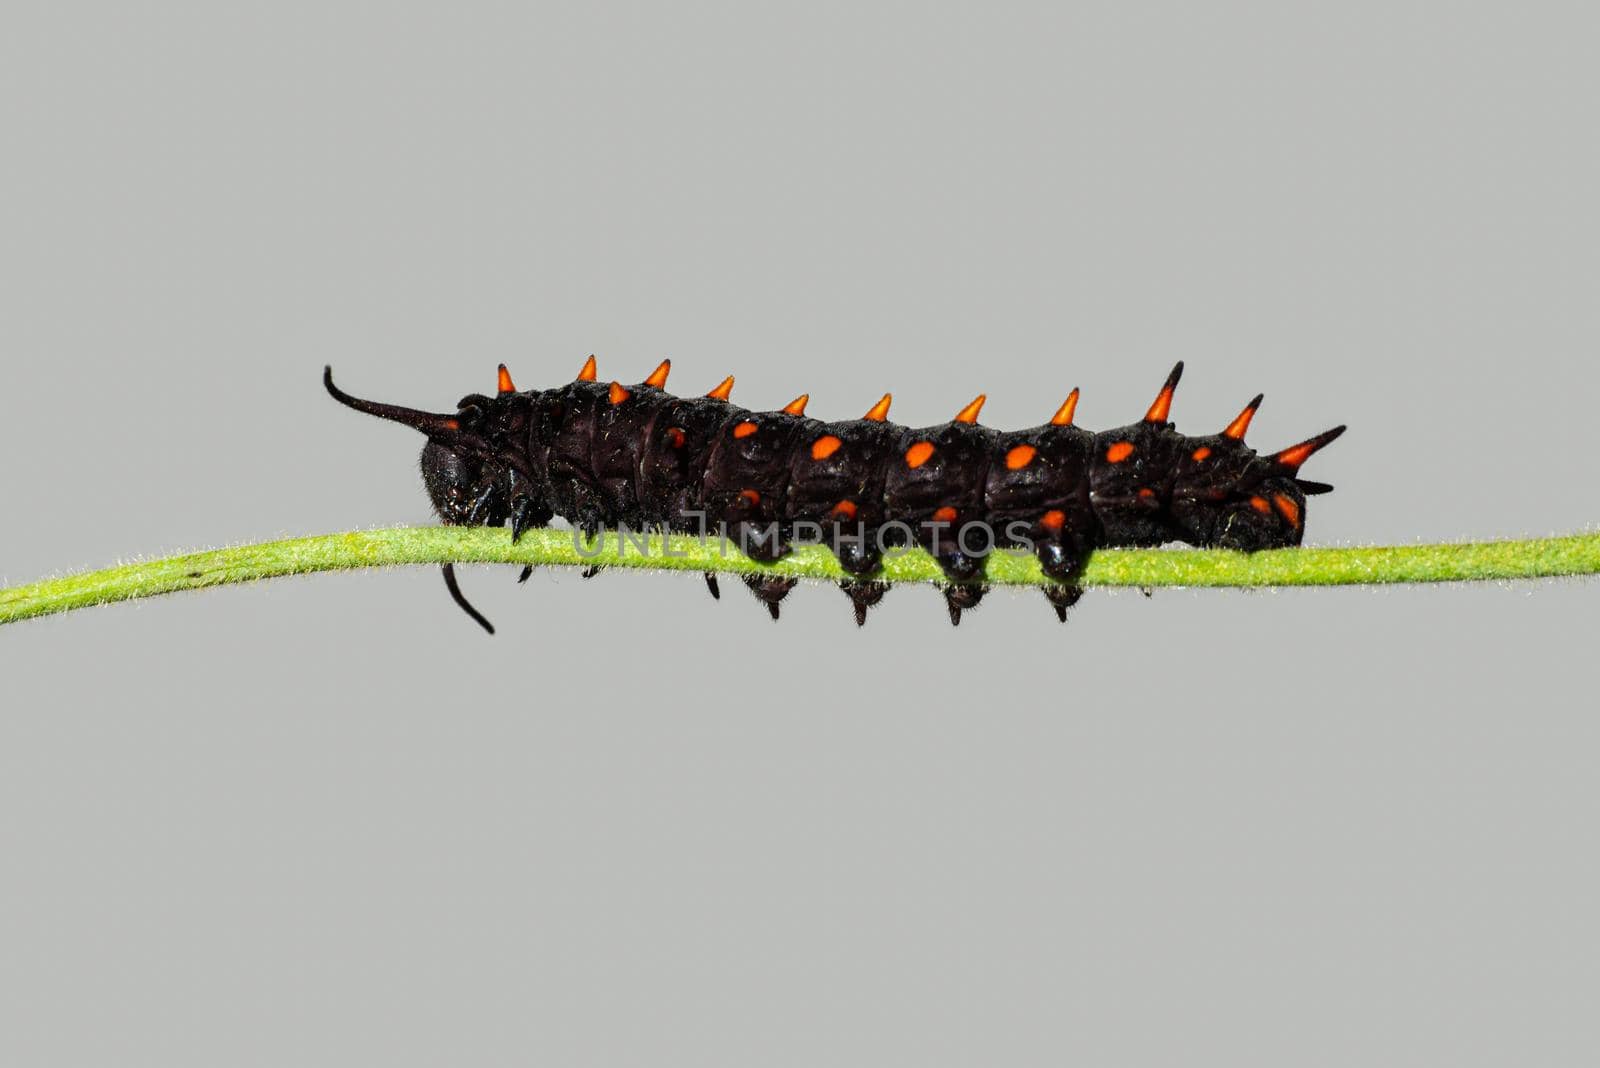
[2,3,1597,1064]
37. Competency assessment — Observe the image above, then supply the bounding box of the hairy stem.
[3,527,1597,627]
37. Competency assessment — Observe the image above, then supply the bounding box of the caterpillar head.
[323,366,521,526]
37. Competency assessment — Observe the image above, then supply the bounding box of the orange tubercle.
[1049,388,1080,426]
[1039,509,1066,532]
[831,499,858,520]
[931,506,958,523]
[781,394,809,416]
[1274,442,1316,468]
[1143,362,1184,423]
[608,382,630,405]
[1249,496,1272,515]
[576,355,598,382]
[497,364,516,394]
[1273,493,1301,527]
[1222,394,1263,441]
[1271,426,1347,470]
[706,375,735,401]
[863,393,893,421]
[953,394,986,424]
[644,359,671,389]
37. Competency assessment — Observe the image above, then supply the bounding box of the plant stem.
[3,527,1597,627]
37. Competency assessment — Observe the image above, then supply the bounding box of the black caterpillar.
[324,358,1344,632]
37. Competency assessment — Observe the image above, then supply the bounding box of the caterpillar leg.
[839,579,888,626]
[941,583,986,626]
[1042,583,1082,623]
[744,574,798,620]
[731,521,791,564]
[1034,533,1089,622]
[703,572,721,600]
[1035,534,1091,583]
[572,505,606,542]
[931,548,984,584]
[506,474,552,543]
[830,524,882,578]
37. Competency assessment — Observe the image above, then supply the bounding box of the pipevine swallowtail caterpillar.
[324,358,1345,633]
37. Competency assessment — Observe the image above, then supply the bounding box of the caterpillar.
[324,358,1345,633]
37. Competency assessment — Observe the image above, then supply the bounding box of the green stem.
[3,527,1597,627]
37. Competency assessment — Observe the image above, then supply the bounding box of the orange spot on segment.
[442,418,460,431]
[497,364,516,394]
[1105,441,1135,463]
[1249,496,1272,515]
[1005,443,1037,470]
[739,488,761,506]
[706,375,735,401]
[644,359,671,389]
[831,499,858,520]
[732,420,759,439]
[1050,388,1080,426]
[953,394,986,424]
[1191,446,1212,462]
[608,381,630,405]
[905,441,935,468]
[1039,509,1066,532]
[1143,362,1183,423]
[781,394,809,416]
[665,426,687,449]
[931,506,958,523]
[1223,394,1263,441]
[811,435,843,461]
[1273,493,1302,527]
[863,393,893,421]
[576,355,597,382]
